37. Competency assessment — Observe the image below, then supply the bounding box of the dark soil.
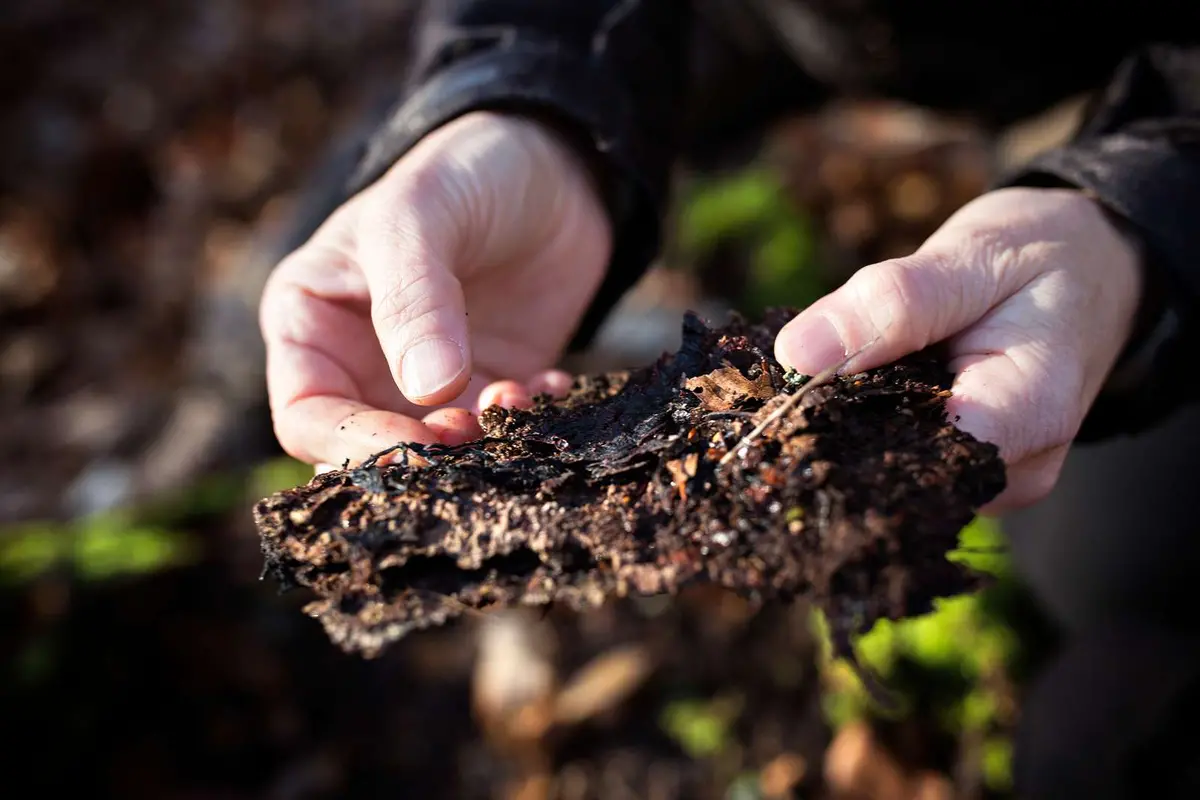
[255,309,1006,660]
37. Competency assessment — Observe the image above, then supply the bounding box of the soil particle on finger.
[254,308,1006,658]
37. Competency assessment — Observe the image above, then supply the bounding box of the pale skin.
[260,111,1144,513]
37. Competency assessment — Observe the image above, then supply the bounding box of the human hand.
[260,112,612,469]
[774,187,1144,512]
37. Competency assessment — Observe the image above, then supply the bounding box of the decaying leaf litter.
[254,308,1006,659]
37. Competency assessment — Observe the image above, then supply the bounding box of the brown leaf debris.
[253,309,1005,658]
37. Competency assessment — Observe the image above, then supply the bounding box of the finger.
[274,397,439,467]
[262,261,436,466]
[263,283,386,417]
[945,343,1081,498]
[478,379,533,412]
[774,236,1021,375]
[356,175,473,406]
[423,407,483,446]
[259,266,384,466]
[527,369,574,398]
[979,445,1070,515]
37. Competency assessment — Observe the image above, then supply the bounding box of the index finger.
[266,334,441,467]
[261,253,442,467]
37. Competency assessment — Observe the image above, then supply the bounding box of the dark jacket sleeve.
[346,0,693,351]
[998,43,1200,441]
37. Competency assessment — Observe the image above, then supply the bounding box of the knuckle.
[946,218,1016,263]
[958,226,1011,263]
[258,263,301,336]
[410,156,477,218]
[1021,460,1063,506]
[1027,356,1084,451]
[371,270,460,338]
[402,124,504,213]
[258,272,283,328]
[849,259,935,342]
[361,193,427,253]
[368,168,471,253]
[372,270,431,325]
[271,413,311,465]
[960,226,1037,291]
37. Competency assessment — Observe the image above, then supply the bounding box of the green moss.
[675,166,825,317]
[71,516,197,581]
[0,512,197,584]
[676,168,788,253]
[817,516,1023,792]
[982,736,1014,792]
[660,694,744,759]
[0,522,64,582]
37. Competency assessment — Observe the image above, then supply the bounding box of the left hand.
[258,112,605,473]
[773,187,1144,512]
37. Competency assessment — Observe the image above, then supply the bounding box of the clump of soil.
[254,309,1005,658]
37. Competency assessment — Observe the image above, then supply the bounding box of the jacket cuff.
[347,44,667,352]
[998,134,1200,441]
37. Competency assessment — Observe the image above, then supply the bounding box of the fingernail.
[401,338,465,399]
[776,314,847,374]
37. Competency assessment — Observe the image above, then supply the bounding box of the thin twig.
[718,337,880,467]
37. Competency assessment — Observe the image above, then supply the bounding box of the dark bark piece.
[254,309,1006,658]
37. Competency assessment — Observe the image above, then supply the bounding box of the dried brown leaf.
[684,363,774,411]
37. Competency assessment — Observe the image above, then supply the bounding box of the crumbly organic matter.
[254,309,1005,658]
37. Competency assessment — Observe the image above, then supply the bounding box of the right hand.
[260,111,613,469]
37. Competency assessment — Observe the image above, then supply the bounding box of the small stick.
[718,337,880,467]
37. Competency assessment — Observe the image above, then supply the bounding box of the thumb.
[356,177,473,406]
[774,244,1005,375]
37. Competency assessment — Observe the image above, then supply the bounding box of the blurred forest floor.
[0,4,1078,798]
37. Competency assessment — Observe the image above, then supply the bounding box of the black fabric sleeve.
[345,0,693,351]
[997,43,1200,441]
